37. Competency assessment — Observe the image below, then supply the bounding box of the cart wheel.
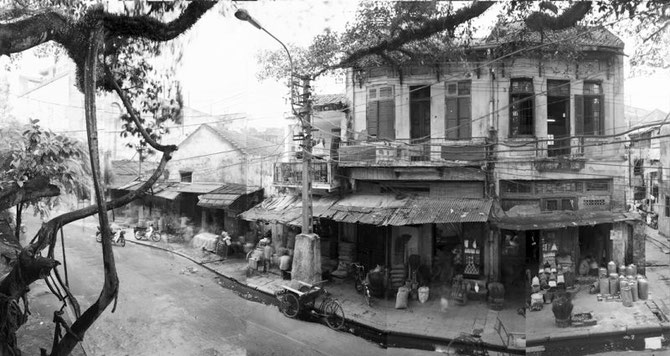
[120,237,126,247]
[134,231,142,240]
[324,299,345,330]
[279,293,299,318]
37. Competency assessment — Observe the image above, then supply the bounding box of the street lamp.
[234,9,295,112]
[235,8,314,237]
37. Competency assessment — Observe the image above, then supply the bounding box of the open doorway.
[547,80,570,156]
[410,85,431,161]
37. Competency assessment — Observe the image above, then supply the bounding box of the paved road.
[22,215,431,356]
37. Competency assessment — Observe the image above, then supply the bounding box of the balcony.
[273,161,338,191]
[338,139,488,167]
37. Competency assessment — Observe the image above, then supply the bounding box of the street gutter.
[126,239,525,355]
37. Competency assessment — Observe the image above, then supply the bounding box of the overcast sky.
[5,1,670,129]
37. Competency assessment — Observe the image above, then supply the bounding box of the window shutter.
[598,94,605,135]
[458,97,472,139]
[574,95,584,135]
[378,100,395,140]
[366,101,379,139]
[445,97,458,139]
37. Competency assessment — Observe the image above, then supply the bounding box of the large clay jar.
[607,261,617,274]
[638,277,649,300]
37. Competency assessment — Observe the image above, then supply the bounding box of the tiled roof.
[486,22,624,50]
[208,125,282,156]
[313,94,347,107]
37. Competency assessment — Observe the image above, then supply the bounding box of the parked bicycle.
[160,221,184,242]
[96,226,126,247]
[134,224,160,242]
[351,262,372,306]
[445,331,489,356]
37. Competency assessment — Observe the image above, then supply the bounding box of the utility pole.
[300,77,313,234]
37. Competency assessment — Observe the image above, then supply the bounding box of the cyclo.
[275,280,345,330]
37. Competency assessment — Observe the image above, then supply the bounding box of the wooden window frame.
[509,78,535,137]
[366,85,395,141]
[445,80,472,140]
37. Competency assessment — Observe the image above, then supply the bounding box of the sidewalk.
[526,282,670,345]
[123,232,526,352]
[527,225,670,346]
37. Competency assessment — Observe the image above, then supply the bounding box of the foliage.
[256,0,670,82]
[0,120,90,217]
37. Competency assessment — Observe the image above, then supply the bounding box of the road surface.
[21,215,431,356]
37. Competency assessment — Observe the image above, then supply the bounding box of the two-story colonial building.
[336,24,642,294]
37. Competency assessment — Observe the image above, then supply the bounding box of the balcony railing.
[273,161,337,189]
[338,138,489,167]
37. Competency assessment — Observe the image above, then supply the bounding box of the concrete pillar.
[291,233,322,283]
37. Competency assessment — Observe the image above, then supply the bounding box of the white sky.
[5,1,670,127]
[176,0,359,128]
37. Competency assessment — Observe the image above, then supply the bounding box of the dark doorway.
[410,85,431,161]
[547,80,570,156]
[356,224,389,271]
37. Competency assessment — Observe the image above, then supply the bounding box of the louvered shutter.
[366,101,378,139]
[378,100,395,140]
[458,97,471,139]
[598,94,605,135]
[445,97,458,139]
[574,95,584,135]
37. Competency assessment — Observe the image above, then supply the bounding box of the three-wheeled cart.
[275,280,345,330]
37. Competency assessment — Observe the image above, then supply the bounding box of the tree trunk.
[14,203,22,243]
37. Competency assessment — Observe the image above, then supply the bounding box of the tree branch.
[524,2,593,32]
[100,0,216,42]
[0,177,60,211]
[105,65,178,154]
[333,1,494,70]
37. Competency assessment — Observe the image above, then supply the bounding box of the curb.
[127,239,525,355]
[527,322,670,346]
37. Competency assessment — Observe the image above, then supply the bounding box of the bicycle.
[445,330,489,356]
[276,280,345,330]
[351,262,372,306]
[160,222,184,242]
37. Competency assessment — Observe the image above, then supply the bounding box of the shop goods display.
[599,276,610,294]
[629,277,638,302]
[418,286,430,303]
[638,276,649,300]
[531,293,544,311]
[607,261,617,274]
[609,273,619,294]
[621,281,633,307]
[395,286,409,309]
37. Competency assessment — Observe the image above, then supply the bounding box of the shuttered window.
[575,81,604,135]
[509,78,535,137]
[445,81,471,139]
[366,86,395,140]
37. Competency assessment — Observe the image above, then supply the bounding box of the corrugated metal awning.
[493,211,640,231]
[154,189,181,200]
[240,194,493,227]
[239,195,339,226]
[320,194,407,225]
[385,198,492,226]
[197,184,263,212]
